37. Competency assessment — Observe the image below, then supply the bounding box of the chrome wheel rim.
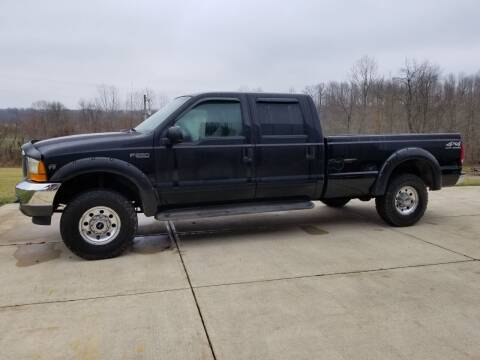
[79,206,121,245]
[394,186,418,215]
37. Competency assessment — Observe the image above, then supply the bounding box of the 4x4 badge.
[445,141,461,149]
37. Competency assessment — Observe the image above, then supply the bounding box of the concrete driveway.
[0,187,479,359]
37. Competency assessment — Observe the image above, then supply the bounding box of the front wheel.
[60,190,138,260]
[375,174,428,227]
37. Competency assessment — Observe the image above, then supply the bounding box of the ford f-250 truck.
[16,92,463,259]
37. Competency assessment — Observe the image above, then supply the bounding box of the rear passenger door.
[250,96,318,199]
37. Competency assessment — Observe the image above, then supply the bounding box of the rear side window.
[256,101,305,136]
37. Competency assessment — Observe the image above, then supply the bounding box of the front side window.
[256,101,305,136]
[175,100,242,142]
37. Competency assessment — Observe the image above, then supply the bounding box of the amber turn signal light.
[27,158,48,182]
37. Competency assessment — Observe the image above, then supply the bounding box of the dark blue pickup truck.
[16,92,463,259]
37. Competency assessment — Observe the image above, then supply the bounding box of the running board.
[155,200,314,221]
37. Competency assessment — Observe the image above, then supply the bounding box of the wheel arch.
[51,157,158,216]
[372,147,441,196]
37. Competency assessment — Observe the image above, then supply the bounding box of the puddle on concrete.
[14,243,61,267]
[131,234,171,254]
[299,225,329,235]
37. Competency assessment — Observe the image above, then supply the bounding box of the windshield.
[135,96,191,133]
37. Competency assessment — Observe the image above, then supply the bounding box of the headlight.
[26,157,48,182]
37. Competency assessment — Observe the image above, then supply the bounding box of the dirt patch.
[14,243,61,267]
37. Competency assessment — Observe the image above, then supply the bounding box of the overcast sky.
[0,0,479,108]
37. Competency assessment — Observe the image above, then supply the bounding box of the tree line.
[305,56,479,163]
[0,56,479,165]
[0,86,167,165]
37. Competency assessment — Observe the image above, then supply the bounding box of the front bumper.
[15,180,61,217]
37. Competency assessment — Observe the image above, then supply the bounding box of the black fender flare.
[372,147,442,196]
[51,157,158,216]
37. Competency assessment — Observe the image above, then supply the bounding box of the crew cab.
[16,92,463,259]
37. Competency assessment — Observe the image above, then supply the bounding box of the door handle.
[243,147,253,164]
[306,146,316,160]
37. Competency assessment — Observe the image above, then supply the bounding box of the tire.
[321,198,350,208]
[60,190,137,260]
[375,174,428,227]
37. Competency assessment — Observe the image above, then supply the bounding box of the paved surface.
[0,187,479,359]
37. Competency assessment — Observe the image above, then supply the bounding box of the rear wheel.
[375,174,428,227]
[321,198,350,208]
[60,190,137,260]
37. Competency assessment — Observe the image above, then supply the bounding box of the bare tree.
[95,85,120,113]
[79,99,103,132]
[30,101,70,138]
[304,83,325,113]
[398,60,440,132]
[329,81,356,132]
[350,55,378,131]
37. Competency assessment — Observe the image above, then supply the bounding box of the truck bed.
[323,133,462,198]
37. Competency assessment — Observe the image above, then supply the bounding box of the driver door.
[160,97,255,205]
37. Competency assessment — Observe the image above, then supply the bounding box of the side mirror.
[166,126,184,145]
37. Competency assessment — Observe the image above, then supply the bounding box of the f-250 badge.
[130,153,150,159]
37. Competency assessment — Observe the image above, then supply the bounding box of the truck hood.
[30,131,150,158]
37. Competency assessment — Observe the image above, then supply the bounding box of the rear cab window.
[253,98,308,142]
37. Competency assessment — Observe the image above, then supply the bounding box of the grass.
[457,165,480,186]
[0,168,22,206]
[463,165,473,174]
[457,176,480,186]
